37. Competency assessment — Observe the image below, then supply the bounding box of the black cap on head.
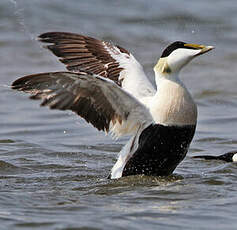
[161,41,186,58]
[161,41,200,58]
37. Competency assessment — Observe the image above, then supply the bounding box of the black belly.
[122,124,196,177]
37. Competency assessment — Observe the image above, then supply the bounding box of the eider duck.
[12,32,214,179]
[193,151,237,162]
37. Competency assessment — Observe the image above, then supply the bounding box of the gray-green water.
[1,0,237,229]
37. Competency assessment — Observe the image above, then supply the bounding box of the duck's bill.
[184,43,214,56]
[199,45,214,54]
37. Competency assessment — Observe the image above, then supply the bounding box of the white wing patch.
[103,42,156,101]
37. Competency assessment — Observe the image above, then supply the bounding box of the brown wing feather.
[39,32,130,86]
[12,72,134,132]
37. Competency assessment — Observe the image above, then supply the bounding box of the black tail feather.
[193,155,218,160]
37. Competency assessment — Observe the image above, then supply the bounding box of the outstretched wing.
[12,71,153,137]
[39,32,156,100]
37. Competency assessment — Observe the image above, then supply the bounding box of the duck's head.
[154,41,214,75]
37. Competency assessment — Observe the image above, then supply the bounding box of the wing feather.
[39,32,123,85]
[12,71,153,137]
[38,32,156,100]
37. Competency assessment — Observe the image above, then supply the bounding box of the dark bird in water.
[12,32,214,179]
[193,151,237,162]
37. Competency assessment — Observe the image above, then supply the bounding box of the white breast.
[148,77,197,126]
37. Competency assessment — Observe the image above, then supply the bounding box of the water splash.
[9,0,35,41]
[0,84,11,89]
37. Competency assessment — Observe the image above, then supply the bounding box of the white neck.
[150,62,197,126]
[155,70,183,88]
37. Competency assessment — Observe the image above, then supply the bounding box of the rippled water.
[1,0,237,229]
